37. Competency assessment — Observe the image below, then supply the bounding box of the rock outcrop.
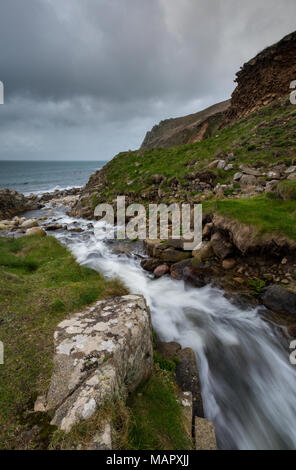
[224,31,296,125]
[0,189,39,219]
[141,100,230,149]
[37,295,153,433]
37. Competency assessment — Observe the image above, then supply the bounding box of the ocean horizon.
[0,160,108,195]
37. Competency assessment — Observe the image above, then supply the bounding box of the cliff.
[141,100,230,149]
[223,31,296,124]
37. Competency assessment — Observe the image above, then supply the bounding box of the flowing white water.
[45,207,296,450]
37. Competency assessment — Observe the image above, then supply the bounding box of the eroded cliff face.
[141,100,230,149]
[223,31,296,125]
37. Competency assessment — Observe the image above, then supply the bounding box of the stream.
[26,203,296,450]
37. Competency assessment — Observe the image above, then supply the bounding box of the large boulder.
[210,232,233,260]
[26,227,47,237]
[37,295,153,433]
[261,285,296,315]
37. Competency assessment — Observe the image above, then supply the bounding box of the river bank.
[1,194,296,449]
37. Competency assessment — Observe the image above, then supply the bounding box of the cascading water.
[41,206,296,450]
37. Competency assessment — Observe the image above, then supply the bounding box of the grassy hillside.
[98,97,296,200]
[0,235,127,449]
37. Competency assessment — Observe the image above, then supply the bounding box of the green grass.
[125,369,192,450]
[203,195,296,241]
[0,235,127,449]
[277,180,296,201]
[89,97,296,205]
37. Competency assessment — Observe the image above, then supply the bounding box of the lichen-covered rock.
[40,295,153,433]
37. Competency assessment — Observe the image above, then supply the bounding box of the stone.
[261,285,296,315]
[240,174,258,189]
[154,264,169,278]
[211,232,233,259]
[182,266,215,288]
[156,341,181,360]
[267,170,281,180]
[26,227,47,237]
[141,258,161,272]
[21,219,39,229]
[287,173,296,181]
[195,417,217,450]
[192,241,213,262]
[285,166,296,174]
[233,172,243,181]
[224,164,234,171]
[240,166,262,177]
[207,160,219,169]
[217,160,226,170]
[176,348,204,418]
[39,295,153,433]
[158,248,192,264]
[222,258,236,270]
[202,223,213,239]
[45,224,63,231]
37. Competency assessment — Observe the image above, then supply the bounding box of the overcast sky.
[0,0,295,161]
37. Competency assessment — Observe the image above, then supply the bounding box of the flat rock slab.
[195,417,217,450]
[39,295,153,433]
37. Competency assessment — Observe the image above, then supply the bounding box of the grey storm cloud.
[0,0,296,160]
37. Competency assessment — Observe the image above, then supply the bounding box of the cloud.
[0,0,295,160]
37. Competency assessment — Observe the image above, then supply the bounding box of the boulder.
[233,172,243,181]
[182,266,214,288]
[192,241,213,262]
[21,219,39,229]
[287,173,296,181]
[158,248,192,264]
[26,227,47,237]
[45,224,64,231]
[261,285,296,315]
[240,174,258,189]
[38,295,153,433]
[222,258,236,270]
[211,232,233,259]
[240,166,262,177]
[141,258,161,272]
[154,264,169,278]
[285,166,296,174]
[195,417,217,450]
[217,160,226,170]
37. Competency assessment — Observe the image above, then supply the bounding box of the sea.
[0,160,107,195]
